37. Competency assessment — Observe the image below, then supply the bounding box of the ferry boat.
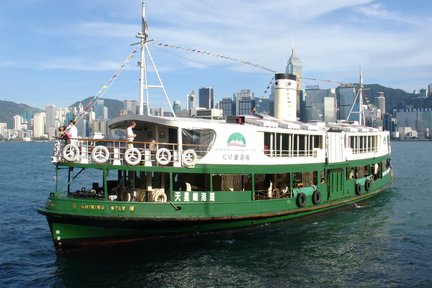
[38,2,394,251]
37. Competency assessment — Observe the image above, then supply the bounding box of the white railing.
[52,138,200,168]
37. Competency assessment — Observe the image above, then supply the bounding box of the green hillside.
[69,97,124,119]
[0,100,42,128]
[363,84,415,112]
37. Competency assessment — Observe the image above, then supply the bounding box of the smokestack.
[274,73,297,121]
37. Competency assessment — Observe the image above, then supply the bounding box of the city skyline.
[1,0,431,110]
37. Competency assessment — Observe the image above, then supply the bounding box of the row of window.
[264,132,323,157]
[348,135,379,154]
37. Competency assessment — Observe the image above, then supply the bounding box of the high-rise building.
[172,100,181,113]
[33,112,46,138]
[45,105,57,136]
[286,49,304,118]
[124,100,138,114]
[286,48,303,90]
[199,87,214,109]
[305,86,336,122]
[13,115,24,130]
[186,90,196,111]
[254,97,270,114]
[234,89,254,115]
[337,84,358,121]
[219,97,235,117]
[94,99,105,119]
[238,97,255,115]
[375,92,386,116]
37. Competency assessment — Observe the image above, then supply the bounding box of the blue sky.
[1,0,431,110]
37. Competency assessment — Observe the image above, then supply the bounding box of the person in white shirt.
[127,121,136,149]
[66,120,78,145]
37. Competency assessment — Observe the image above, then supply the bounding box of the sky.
[0,0,431,110]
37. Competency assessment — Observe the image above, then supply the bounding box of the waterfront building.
[33,112,46,138]
[395,108,432,138]
[0,122,7,139]
[13,115,24,130]
[45,105,57,137]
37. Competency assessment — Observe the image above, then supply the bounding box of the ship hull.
[38,178,392,251]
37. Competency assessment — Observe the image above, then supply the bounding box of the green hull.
[38,167,393,251]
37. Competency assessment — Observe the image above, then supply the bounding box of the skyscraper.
[286,49,304,119]
[234,89,254,115]
[124,100,138,114]
[374,92,386,116]
[337,84,358,121]
[286,48,303,90]
[199,87,214,109]
[186,90,196,111]
[33,112,45,138]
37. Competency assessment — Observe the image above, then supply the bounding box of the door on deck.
[326,169,345,200]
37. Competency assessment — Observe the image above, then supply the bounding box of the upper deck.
[52,114,391,168]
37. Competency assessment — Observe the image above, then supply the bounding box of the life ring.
[156,148,172,165]
[355,183,362,195]
[296,192,306,208]
[120,188,131,202]
[62,144,80,161]
[272,188,281,197]
[124,148,142,165]
[182,149,197,167]
[365,180,372,191]
[152,190,167,202]
[91,145,110,164]
[312,190,321,205]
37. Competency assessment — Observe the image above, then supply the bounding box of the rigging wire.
[72,49,138,122]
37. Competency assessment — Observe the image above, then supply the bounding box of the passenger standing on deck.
[66,120,78,145]
[127,121,137,149]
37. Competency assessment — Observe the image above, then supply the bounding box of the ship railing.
[52,138,203,168]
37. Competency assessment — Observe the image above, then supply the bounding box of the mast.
[359,68,364,126]
[136,0,176,117]
[346,68,365,125]
[138,0,147,115]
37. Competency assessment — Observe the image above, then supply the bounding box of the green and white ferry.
[38,2,394,251]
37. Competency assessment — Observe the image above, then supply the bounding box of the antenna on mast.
[136,0,175,117]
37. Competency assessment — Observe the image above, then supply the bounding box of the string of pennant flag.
[151,41,277,74]
[74,49,138,121]
[151,41,353,91]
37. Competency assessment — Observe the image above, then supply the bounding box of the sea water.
[0,141,431,287]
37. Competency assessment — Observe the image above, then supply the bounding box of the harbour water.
[0,141,431,287]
